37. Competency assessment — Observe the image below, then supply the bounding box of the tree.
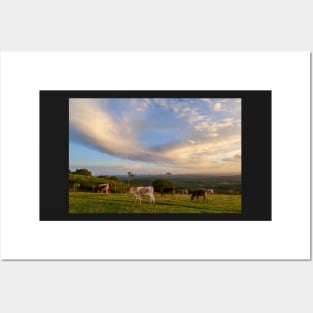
[128,172,134,184]
[74,168,92,176]
[152,178,174,194]
[97,175,109,179]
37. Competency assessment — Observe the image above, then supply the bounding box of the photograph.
[69,97,242,215]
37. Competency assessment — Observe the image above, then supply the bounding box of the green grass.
[69,192,241,214]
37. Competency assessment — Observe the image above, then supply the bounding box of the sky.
[69,98,241,175]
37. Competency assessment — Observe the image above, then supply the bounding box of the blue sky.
[69,98,241,175]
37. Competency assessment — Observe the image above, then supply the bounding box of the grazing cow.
[96,183,109,194]
[161,187,175,196]
[129,186,155,204]
[191,189,208,202]
[180,189,188,194]
[206,189,214,194]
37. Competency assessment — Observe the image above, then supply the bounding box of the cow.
[206,189,214,194]
[128,186,155,204]
[180,189,188,194]
[95,183,109,194]
[191,189,208,202]
[161,187,175,196]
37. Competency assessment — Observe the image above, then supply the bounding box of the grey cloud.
[222,154,241,162]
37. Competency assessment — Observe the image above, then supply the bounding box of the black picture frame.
[40,90,271,221]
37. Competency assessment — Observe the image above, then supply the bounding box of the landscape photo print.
[69,97,242,216]
[40,90,271,221]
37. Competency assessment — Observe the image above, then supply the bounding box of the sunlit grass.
[69,192,241,214]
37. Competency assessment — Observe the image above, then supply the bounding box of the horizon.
[69,169,241,177]
[69,98,241,175]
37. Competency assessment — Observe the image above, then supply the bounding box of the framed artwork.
[40,90,271,221]
[0,52,310,260]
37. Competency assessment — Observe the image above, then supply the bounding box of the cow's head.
[128,187,136,194]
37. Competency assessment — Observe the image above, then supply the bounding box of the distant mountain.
[117,174,241,193]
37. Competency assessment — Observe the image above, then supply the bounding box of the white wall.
[0,1,312,312]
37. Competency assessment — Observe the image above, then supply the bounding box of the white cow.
[128,186,155,204]
[206,189,214,194]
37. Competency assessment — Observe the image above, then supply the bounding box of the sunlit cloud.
[214,102,223,111]
[69,98,241,174]
[222,154,241,163]
[69,99,148,160]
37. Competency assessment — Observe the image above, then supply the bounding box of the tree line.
[69,169,240,195]
[69,169,129,193]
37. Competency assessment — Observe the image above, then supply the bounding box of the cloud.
[201,98,241,115]
[190,117,241,139]
[150,135,241,172]
[154,98,241,139]
[69,98,241,174]
[154,98,167,107]
[135,98,150,112]
[222,154,241,163]
[69,99,151,161]
[214,102,223,111]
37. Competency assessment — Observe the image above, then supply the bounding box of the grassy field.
[69,192,241,214]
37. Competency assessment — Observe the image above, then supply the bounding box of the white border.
[0,52,310,260]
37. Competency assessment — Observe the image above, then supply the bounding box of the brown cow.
[191,189,208,202]
[161,187,175,196]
